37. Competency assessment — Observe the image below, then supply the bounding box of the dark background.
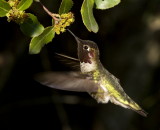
[0,0,160,130]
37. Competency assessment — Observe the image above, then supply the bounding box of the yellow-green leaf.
[29,26,55,54]
[0,0,11,17]
[81,0,99,33]
[17,0,33,11]
[20,13,44,37]
[95,0,120,10]
[59,0,73,14]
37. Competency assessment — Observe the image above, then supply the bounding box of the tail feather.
[110,97,148,117]
[129,107,148,117]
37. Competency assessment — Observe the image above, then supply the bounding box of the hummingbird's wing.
[55,53,80,70]
[35,71,98,93]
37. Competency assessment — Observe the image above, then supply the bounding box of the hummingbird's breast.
[89,69,111,103]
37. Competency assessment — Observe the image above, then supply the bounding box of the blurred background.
[0,0,160,130]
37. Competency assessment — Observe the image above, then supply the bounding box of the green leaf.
[34,0,40,2]
[20,13,44,37]
[81,0,98,33]
[0,0,11,17]
[59,0,73,14]
[95,0,120,10]
[29,26,55,54]
[17,0,33,11]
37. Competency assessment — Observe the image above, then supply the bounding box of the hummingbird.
[35,30,148,117]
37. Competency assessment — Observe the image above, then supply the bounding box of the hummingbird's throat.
[80,62,96,73]
[79,48,97,72]
[79,50,95,64]
[88,51,94,58]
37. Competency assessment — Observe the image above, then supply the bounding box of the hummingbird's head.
[68,29,100,64]
[76,39,99,64]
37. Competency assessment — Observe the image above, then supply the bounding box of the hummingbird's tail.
[129,106,148,117]
[110,96,148,117]
[126,97,148,117]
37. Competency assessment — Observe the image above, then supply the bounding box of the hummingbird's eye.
[83,45,90,51]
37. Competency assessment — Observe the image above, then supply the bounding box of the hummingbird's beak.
[67,29,82,44]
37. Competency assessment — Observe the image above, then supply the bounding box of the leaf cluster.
[0,0,120,54]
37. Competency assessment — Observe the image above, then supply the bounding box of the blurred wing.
[35,71,98,93]
[55,53,80,70]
